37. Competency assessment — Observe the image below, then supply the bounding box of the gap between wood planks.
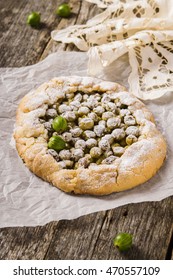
[38,0,83,60]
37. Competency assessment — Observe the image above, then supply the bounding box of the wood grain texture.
[0,0,62,67]
[0,222,58,260]
[44,199,173,260]
[0,0,173,260]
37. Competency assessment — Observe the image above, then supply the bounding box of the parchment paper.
[0,51,173,228]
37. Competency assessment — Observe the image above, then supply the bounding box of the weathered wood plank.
[0,0,173,261]
[44,198,173,260]
[0,0,63,67]
[93,199,173,260]
[39,0,83,59]
[40,0,102,59]
[0,222,58,260]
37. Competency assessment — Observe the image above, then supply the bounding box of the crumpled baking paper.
[0,51,173,228]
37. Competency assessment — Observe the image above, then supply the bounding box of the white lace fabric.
[51,0,173,99]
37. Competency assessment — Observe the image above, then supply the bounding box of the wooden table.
[0,0,173,260]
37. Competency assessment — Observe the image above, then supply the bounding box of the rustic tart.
[14,76,166,195]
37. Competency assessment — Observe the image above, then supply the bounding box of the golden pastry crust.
[14,76,166,195]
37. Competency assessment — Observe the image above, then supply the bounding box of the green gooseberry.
[113,233,133,252]
[52,116,68,132]
[56,3,71,18]
[48,136,66,152]
[27,12,41,28]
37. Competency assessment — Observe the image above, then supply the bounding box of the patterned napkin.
[51,0,173,99]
